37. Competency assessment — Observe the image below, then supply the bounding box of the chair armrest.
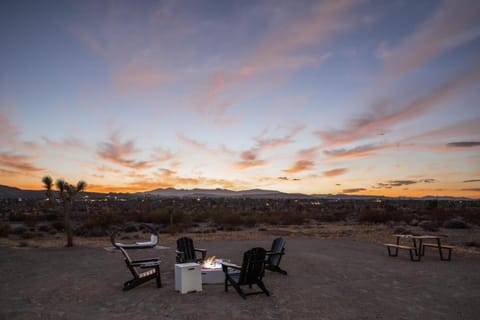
[266,251,283,256]
[138,261,161,268]
[132,258,160,266]
[221,262,241,270]
[195,248,207,260]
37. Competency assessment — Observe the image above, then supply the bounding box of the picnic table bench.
[384,234,453,261]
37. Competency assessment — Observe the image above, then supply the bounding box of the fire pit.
[201,256,234,284]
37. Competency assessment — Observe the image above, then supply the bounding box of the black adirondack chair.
[222,247,270,299]
[119,247,162,291]
[265,237,287,275]
[176,237,207,263]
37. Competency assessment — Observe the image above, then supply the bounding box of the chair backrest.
[238,247,266,285]
[176,237,196,262]
[119,247,139,278]
[267,237,286,266]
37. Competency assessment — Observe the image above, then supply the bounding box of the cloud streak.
[382,0,480,78]
[97,133,151,169]
[316,64,480,147]
[0,152,43,173]
[446,141,480,148]
[192,0,362,121]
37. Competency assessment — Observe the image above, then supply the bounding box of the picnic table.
[384,234,453,261]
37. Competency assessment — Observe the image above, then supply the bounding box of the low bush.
[85,211,126,229]
[443,218,468,229]
[0,224,12,237]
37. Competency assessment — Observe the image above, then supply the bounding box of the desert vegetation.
[1,194,479,248]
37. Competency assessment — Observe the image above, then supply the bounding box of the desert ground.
[1,224,480,320]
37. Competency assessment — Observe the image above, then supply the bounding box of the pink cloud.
[0,114,19,146]
[316,65,480,146]
[0,152,43,173]
[283,160,315,174]
[191,1,361,121]
[97,133,151,169]
[323,144,392,159]
[42,137,86,150]
[382,0,480,78]
[324,168,347,177]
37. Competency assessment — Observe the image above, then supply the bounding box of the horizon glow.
[1,0,479,198]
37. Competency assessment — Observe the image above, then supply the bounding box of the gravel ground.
[1,238,479,320]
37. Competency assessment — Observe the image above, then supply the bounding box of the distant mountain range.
[0,184,475,201]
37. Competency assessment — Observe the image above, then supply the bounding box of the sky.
[1,0,479,198]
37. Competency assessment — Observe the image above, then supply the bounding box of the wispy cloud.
[446,141,480,148]
[97,133,151,169]
[316,65,480,147]
[192,0,362,121]
[0,114,19,146]
[42,137,86,150]
[324,144,390,159]
[283,160,315,174]
[236,126,303,170]
[463,179,480,183]
[324,168,347,177]
[343,188,366,193]
[381,0,480,78]
[0,152,43,173]
[373,179,436,189]
[235,151,267,170]
[177,134,219,157]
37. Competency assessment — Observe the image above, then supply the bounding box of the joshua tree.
[41,176,55,208]
[55,178,87,247]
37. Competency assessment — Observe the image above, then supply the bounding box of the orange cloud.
[0,152,43,173]
[343,188,367,194]
[284,160,315,174]
[97,133,151,169]
[323,144,392,159]
[323,168,347,177]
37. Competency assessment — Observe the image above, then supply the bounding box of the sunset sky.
[1,0,479,198]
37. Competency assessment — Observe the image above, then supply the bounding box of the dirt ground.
[1,226,480,320]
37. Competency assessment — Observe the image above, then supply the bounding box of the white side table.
[174,263,202,294]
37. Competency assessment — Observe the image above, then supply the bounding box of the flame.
[204,256,216,265]
[202,256,222,269]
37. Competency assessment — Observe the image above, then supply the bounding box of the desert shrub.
[212,212,244,227]
[12,226,28,235]
[38,225,51,232]
[8,212,27,222]
[51,220,64,231]
[85,211,126,229]
[45,212,60,221]
[0,224,12,237]
[443,218,468,229]
[418,220,439,232]
[318,212,343,222]
[461,210,480,226]
[137,209,183,225]
[75,226,107,237]
[358,209,398,224]
[123,224,138,232]
[279,212,308,225]
[465,241,480,247]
